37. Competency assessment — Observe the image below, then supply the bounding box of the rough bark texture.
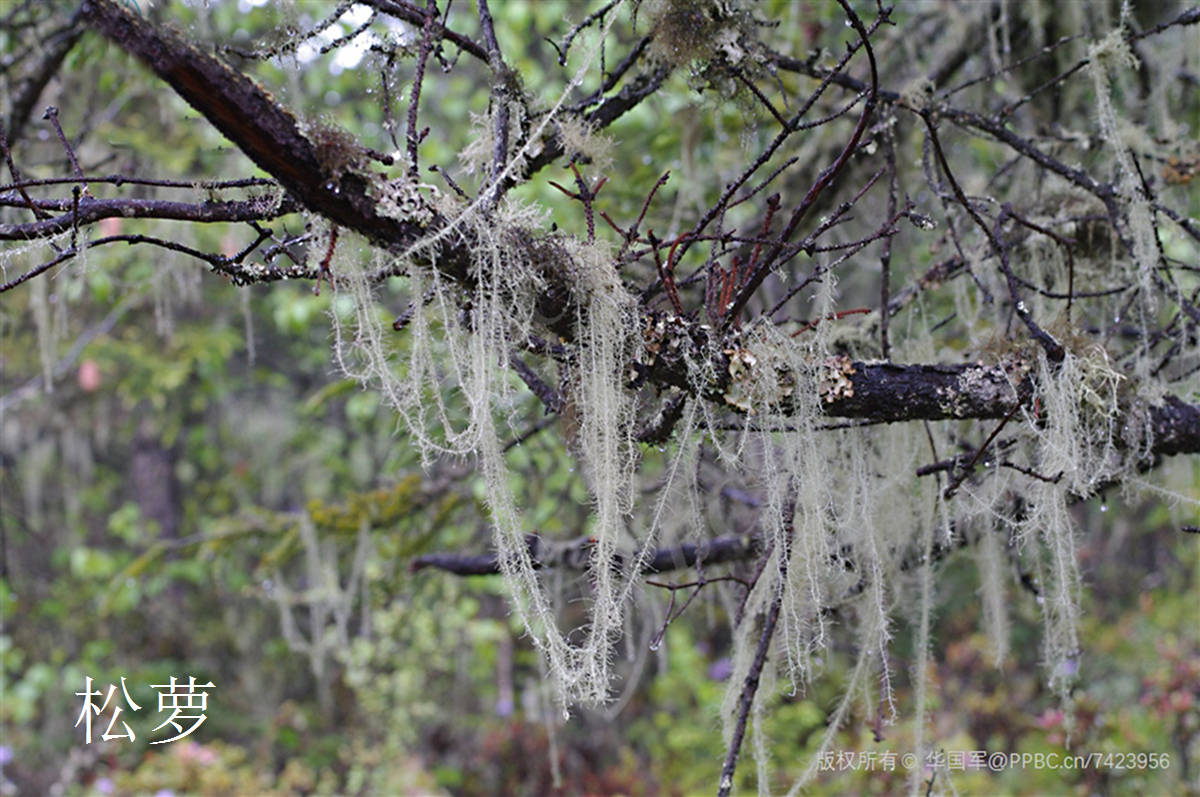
[79,0,464,267]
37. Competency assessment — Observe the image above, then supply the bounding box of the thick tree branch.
[5,20,84,143]
[74,0,667,294]
[78,0,456,264]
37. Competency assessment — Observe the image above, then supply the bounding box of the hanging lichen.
[323,0,651,708]
[1087,27,1159,328]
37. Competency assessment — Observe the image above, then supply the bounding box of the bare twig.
[647,574,749,650]
[5,22,83,142]
[879,129,897,358]
[478,0,510,208]
[405,0,438,174]
[555,0,620,65]
[360,0,489,62]
[0,194,296,243]
[921,114,1064,362]
[721,0,882,330]
[509,352,563,414]
[718,497,794,797]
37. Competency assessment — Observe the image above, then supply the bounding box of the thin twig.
[879,129,897,359]
[359,0,489,62]
[922,114,1064,362]
[555,0,620,66]
[647,575,749,649]
[722,1,882,330]
[405,0,438,174]
[478,0,510,208]
[0,123,50,221]
[0,174,275,192]
[42,106,89,195]
[940,398,1024,499]
[509,352,563,414]
[718,498,794,797]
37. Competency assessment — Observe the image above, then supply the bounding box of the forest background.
[1,1,1198,795]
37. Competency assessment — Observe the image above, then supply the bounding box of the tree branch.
[359,0,490,63]
[719,571,783,797]
[0,194,297,241]
[5,20,84,143]
[411,533,762,576]
[79,0,448,260]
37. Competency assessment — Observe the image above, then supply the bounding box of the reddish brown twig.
[646,230,686,315]
[789,307,871,336]
[314,225,339,296]
[548,163,608,243]
[610,170,670,259]
[720,0,880,332]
